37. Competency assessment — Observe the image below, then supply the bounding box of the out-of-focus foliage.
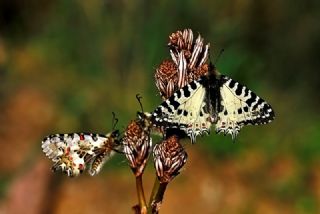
[0,0,319,213]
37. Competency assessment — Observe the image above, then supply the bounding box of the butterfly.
[145,69,275,143]
[41,131,120,177]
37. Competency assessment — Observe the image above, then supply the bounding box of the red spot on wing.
[80,134,85,141]
[66,147,71,155]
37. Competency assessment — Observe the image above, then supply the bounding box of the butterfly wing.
[152,77,214,143]
[215,75,275,139]
[42,132,119,177]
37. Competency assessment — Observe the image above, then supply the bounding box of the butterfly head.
[109,129,120,139]
[136,111,153,129]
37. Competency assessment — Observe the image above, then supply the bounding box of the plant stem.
[136,174,147,213]
[148,177,160,208]
[148,177,168,214]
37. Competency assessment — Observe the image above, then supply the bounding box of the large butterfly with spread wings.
[147,70,275,143]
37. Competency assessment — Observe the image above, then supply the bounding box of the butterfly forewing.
[215,75,275,139]
[152,78,213,143]
[42,131,119,177]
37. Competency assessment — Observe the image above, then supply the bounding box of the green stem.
[136,175,147,213]
[148,177,168,214]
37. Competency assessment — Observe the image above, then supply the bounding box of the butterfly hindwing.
[215,75,275,139]
[42,131,119,177]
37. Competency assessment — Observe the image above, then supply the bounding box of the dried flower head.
[168,29,193,53]
[153,135,188,183]
[155,29,210,99]
[155,60,177,99]
[123,118,152,177]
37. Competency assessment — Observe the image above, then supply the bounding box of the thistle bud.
[168,29,210,73]
[155,60,178,99]
[155,29,210,99]
[168,28,193,52]
[153,135,187,183]
[123,119,152,177]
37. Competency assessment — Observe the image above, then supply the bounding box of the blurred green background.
[0,0,319,213]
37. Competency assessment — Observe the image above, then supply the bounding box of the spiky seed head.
[153,135,188,183]
[155,60,178,99]
[123,119,152,177]
[155,29,211,99]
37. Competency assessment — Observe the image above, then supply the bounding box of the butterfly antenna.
[111,112,119,131]
[215,48,225,65]
[209,48,224,76]
[136,94,144,112]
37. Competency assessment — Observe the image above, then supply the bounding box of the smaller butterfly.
[42,131,120,177]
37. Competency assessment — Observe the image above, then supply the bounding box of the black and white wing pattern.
[150,74,275,142]
[151,77,215,143]
[215,75,275,139]
[41,131,120,177]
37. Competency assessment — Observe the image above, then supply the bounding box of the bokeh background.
[0,0,319,213]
